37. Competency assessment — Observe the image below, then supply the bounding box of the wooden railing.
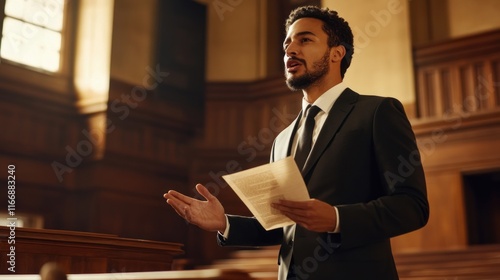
[413,29,500,119]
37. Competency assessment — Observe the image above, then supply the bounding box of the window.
[0,0,65,72]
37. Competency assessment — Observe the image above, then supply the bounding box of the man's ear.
[330,45,346,63]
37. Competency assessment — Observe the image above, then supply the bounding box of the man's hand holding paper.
[222,156,310,231]
[272,199,337,232]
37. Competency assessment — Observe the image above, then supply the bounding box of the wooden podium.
[0,226,183,274]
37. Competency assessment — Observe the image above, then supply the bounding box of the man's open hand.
[164,184,227,232]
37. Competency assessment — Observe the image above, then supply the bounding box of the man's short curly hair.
[285,6,354,78]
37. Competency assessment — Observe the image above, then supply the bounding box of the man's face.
[283,18,331,91]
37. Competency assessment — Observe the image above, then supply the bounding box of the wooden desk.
[0,226,183,274]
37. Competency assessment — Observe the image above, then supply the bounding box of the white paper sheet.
[222,156,310,231]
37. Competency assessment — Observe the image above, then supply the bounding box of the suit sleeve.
[336,98,429,249]
[217,215,283,247]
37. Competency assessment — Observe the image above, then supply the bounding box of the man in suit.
[164,6,429,279]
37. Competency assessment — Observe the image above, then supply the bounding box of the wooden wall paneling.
[227,103,246,149]
[0,99,80,160]
[414,118,500,174]
[74,189,185,243]
[202,100,243,148]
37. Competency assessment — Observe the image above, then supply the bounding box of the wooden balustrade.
[414,29,500,119]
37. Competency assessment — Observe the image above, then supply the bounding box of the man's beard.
[285,49,330,91]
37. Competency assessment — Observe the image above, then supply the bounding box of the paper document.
[222,156,310,231]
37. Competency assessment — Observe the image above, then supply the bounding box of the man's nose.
[285,42,299,57]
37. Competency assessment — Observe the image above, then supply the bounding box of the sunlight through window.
[0,0,65,72]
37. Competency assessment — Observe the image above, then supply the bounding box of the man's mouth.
[286,59,303,72]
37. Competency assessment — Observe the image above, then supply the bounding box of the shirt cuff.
[330,206,340,233]
[218,215,230,239]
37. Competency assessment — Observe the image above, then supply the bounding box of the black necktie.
[294,105,321,171]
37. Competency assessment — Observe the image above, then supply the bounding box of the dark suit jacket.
[218,88,429,279]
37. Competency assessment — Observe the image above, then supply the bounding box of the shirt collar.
[301,82,348,115]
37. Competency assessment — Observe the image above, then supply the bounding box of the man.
[164,6,429,279]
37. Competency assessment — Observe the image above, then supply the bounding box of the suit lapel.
[302,88,358,176]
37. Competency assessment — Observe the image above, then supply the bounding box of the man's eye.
[301,38,311,43]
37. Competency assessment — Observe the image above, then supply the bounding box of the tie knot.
[305,105,321,121]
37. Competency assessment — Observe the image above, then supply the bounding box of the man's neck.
[302,77,342,104]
